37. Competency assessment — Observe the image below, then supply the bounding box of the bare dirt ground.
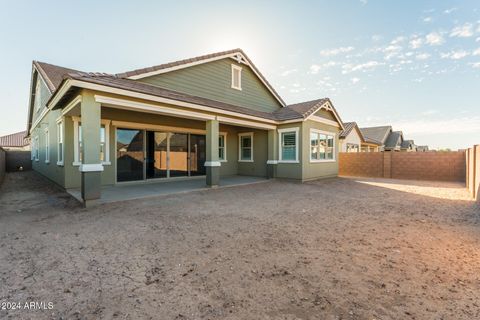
[0,171,479,320]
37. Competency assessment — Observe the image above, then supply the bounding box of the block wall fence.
[339,151,466,182]
[466,145,480,202]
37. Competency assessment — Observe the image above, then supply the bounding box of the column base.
[81,171,102,201]
[206,166,220,187]
[266,160,278,179]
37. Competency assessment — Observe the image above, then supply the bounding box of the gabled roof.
[0,131,28,147]
[34,61,81,92]
[115,48,286,107]
[384,131,403,150]
[401,139,416,149]
[274,98,344,128]
[339,121,360,139]
[360,126,392,144]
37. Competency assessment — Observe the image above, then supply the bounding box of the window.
[219,134,227,161]
[44,128,50,163]
[57,119,64,165]
[310,129,335,162]
[34,136,39,161]
[346,143,359,153]
[278,128,299,163]
[35,80,42,111]
[231,64,242,90]
[73,117,110,165]
[238,132,253,162]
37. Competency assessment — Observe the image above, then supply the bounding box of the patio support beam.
[205,119,220,187]
[267,129,278,179]
[79,91,103,205]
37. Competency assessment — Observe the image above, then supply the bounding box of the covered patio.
[67,174,268,205]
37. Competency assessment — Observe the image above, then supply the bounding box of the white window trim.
[278,127,299,163]
[44,127,50,164]
[231,64,242,90]
[73,117,111,166]
[34,136,39,161]
[35,80,41,112]
[56,117,64,166]
[238,132,254,162]
[219,133,228,162]
[310,128,336,163]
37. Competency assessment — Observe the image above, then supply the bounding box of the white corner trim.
[266,160,278,165]
[79,164,104,172]
[204,161,222,167]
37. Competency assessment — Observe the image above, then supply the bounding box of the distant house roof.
[417,145,429,152]
[339,122,368,142]
[385,131,403,150]
[359,126,392,145]
[401,139,416,150]
[0,131,28,147]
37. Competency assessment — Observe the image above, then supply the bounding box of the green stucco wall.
[138,58,282,113]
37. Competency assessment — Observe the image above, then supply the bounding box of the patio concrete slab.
[67,175,268,205]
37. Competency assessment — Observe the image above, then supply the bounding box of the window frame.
[34,80,42,112]
[219,133,227,162]
[34,135,39,161]
[56,118,64,166]
[44,127,50,164]
[231,64,242,90]
[309,129,336,163]
[73,117,111,166]
[238,132,253,162]
[278,127,299,163]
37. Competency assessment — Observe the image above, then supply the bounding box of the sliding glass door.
[116,129,144,182]
[117,129,207,182]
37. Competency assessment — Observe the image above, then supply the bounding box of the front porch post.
[205,119,220,187]
[80,92,103,204]
[267,129,278,179]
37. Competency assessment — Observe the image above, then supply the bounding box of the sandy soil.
[0,171,479,320]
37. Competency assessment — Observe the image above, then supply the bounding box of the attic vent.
[231,64,242,90]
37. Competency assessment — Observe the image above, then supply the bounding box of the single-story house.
[401,139,417,152]
[359,125,393,152]
[27,49,345,205]
[417,145,429,152]
[384,130,404,151]
[339,122,380,152]
[0,131,30,151]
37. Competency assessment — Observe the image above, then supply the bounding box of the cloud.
[383,44,403,60]
[440,50,469,59]
[413,78,424,83]
[390,36,406,45]
[342,61,384,74]
[409,37,423,49]
[309,61,338,74]
[350,77,360,84]
[471,62,480,68]
[477,37,480,42]
[425,32,445,45]
[360,0,367,5]
[415,53,431,60]
[391,117,480,135]
[473,48,480,56]
[422,109,438,115]
[319,46,354,57]
[450,23,474,38]
[280,69,297,76]
[423,17,433,23]
[443,7,457,14]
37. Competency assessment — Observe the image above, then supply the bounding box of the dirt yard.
[0,172,479,320]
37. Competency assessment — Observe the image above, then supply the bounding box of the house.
[26,49,345,205]
[0,131,30,151]
[339,122,380,152]
[359,125,393,152]
[417,145,429,152]
[401,139,417,152]
[384,131,404,151]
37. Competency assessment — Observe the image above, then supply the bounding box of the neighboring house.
[401,139,417,152]
[417,145,429,152]
[384,131,404,151]
[0,131,30,151]
[360,126,393,152]
[26,49,345,205]
[339,122,380,152]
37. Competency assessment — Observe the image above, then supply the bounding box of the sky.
[0,0,479,150]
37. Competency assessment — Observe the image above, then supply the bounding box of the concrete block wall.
[466,145,480,201]
[340,151,466,182]
[0,148,5,186]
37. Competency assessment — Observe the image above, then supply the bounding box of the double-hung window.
[278,128,299,163]
[219,134,227,161]
[238,132,253,162]
[73,117,110,165]
[34,136,39,161]
[310,129,335,161]
[57,119,64,165]
[44,128,50,164]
